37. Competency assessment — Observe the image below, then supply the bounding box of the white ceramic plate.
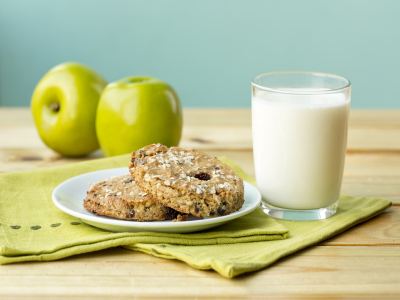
[52,167,261,233]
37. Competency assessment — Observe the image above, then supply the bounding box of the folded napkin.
[0,155,391,278]
[0,155,287,264]
[128,196,390,277]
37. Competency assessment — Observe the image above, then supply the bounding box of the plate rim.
[52,167,261,229]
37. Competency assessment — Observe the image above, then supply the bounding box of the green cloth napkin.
[127,196,390,277]
[0,155,287,262]
[0,155,391,278]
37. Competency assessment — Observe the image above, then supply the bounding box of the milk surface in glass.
[252,89,350,210]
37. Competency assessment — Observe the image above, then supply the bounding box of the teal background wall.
[0,0,399,108]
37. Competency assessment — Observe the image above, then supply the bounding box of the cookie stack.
[84,144,244,221]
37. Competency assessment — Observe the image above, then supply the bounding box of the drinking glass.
[251,71,351,220]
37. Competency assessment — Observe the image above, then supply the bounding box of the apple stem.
[49,102,60,113]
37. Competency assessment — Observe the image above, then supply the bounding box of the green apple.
[31,62,107,157]
[96,76,182,156]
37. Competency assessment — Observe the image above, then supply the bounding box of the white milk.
[252,90,350,210]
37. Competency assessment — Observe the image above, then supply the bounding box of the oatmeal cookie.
[83,175,179,221]
[129,144,244,217]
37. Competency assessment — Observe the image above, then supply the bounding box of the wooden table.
[0,108,399,299]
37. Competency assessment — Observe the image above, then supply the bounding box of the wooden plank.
[349,110,400,152]
[0,148,102,173]
[324,206,400,246]
[341,153,400,203]
[1,108,400,152]
[1,148,399,203]
[184,109,400,151]
[249,246,400,297]
[0,246,398,299]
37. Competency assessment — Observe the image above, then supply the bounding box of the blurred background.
[0,0,399,108]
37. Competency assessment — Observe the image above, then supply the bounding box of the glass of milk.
[251,71,351,220]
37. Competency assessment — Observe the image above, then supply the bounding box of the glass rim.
[251,71,351,95]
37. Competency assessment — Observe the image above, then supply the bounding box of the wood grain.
[0,108,399,299]
[0,247,399,299]
[1,108,400,153]
[324,206,400,245]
